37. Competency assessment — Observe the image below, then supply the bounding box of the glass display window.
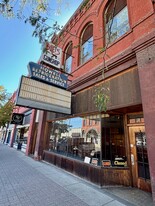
[48,114,127,167]
[102,115,126,166]
[48,116,101,163]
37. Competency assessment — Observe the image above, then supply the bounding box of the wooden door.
[129,126,151,192]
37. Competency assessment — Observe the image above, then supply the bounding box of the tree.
[93,84,110,113]
[0,85,7,106]
[0,86,14,127]
[52,121,71,137]
[0,0,72,44]
[0,101,14,127]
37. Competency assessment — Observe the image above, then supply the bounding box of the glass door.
[129,126,151,192]
[135,131,150,180]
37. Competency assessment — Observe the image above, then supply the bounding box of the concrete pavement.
[0,143,153,206]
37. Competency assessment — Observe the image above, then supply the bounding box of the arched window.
[64,42,72,73]
[80,23,93,65]
[86,129,98,144]
[105,0,129,44]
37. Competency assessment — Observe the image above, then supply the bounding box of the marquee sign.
[15,76,71,114]
[10,113,24,125]
[27,62,68,89]
[40,42,62,69]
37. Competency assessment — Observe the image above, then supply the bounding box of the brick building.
[10,0,155,203]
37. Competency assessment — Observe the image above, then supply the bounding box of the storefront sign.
[10,113,24,125]
[84,156,91,164]
[102,160,111,167]
[91,158,98,166]
[114,157,127,167]
[28,62,68,89]
[40,42,62,69]
[114,161,127,166]
[16,76,71,114]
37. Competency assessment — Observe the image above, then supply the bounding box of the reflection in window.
[105,0,129,43]
[80,24,93,64]
[102,115,126,166]
[48,116,101,161]
[136,132,150,180]
[86,129,98,144]
[48,115,127,167]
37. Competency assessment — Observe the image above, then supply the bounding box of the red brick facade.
[9,0,155,203]
[36,0,155,202]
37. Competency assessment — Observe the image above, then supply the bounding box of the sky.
[0,0,82,95]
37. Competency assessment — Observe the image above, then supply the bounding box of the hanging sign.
[10,113,24,125]
[28,62,68,89]
[40,42,62,69]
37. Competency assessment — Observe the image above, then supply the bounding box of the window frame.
[80,23,93,65]
[105,0,129,44]
[64,42,73,73]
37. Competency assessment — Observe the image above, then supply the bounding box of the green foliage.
[0,85,8,106]
[0,101,14,127]
[0,0,49,18]
[0,86,14,127]
[93,84,110,112]
[27,14,63,43]
[0,0,66,43]
[53,121,70,134]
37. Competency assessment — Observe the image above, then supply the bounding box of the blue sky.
[0,0,82,95]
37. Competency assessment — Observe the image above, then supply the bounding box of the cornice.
[132,29,155,53]
[61,0,96,36]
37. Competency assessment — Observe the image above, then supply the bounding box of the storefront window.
[48,116,101,162]
[15,127,29,144]
[102,115,126,166]
[48,114,127,167]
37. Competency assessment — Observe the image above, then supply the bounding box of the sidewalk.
[0,143,153,206]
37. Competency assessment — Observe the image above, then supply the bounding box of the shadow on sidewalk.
[102,186,153,206]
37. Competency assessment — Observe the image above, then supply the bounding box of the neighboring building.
[9,107,40,155]
[5,91,39,154]
[9,0,155,203]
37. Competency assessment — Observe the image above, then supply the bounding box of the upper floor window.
[80,24,93,65]
[105,0,129,44]
[64,42,72,73]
